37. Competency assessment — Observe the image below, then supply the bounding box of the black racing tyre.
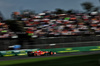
[0,55,3,57]
[45,53,49,56]
[27,53,33,57]
[27,51,33,57]
[49,51,53,55]
[28,54,32,57]
[33,53,37,56]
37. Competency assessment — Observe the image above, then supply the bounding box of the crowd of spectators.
[0,22,18,38]
[12,11,100,38]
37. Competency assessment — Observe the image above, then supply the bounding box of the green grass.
[0,54,100,66]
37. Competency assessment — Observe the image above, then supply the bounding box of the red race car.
[27,50,56,57]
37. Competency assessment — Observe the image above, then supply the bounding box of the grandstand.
[1,0,100,66]
[12,11,100,38]
[0,22,18,38]
[0,10,100,50]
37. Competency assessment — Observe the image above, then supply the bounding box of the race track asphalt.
[0,51,100,61]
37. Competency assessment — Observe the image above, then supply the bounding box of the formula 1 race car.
[27,50,56,57]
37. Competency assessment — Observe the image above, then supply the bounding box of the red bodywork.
[34,50,46,56]
[27,50,56,56]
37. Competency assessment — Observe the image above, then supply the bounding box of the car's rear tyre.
[27,51,34,57]
[33,53,37,56]
[28,54,32,57]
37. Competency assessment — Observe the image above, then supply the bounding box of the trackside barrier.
[0,49,38,57]
[0,51,15,57]
[1,46,100,57]
[40,46,100,53]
